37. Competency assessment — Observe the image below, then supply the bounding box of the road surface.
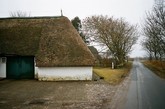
[124,60,165,109]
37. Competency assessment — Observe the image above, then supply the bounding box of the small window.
[1,57,6,63]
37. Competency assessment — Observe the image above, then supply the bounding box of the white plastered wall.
[37,67,93,81]
[0,57,6,78]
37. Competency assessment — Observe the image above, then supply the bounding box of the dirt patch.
[0,78,130,109]
[24,98,50,105]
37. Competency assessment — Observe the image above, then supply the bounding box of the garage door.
[7,56,34,79]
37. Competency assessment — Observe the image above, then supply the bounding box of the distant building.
[88,46,101,66]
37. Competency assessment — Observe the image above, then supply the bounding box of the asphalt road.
[124,60,165,109]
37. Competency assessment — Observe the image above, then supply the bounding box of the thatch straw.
[0,16,95,66]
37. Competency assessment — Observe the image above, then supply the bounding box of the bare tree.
[142,1,165,60]
[83,15,138,66]
[154,0,165,7]
[142,39,153,60]
[10,10,30,17]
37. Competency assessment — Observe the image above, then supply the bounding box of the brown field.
[143,60,165,78]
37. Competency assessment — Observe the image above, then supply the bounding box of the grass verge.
[93,62,132,85]
[142,60,165,79]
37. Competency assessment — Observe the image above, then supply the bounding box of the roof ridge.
[0,16,64,20]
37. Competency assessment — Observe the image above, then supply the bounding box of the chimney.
[61,9,63,16]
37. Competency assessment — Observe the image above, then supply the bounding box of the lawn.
[143,60,165,78]
[93,62,132,85]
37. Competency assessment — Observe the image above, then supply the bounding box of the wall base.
[37,67,93,81]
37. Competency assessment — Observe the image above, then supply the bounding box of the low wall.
[37,67,93,81]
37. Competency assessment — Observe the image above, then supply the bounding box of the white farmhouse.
[0,16,95,81]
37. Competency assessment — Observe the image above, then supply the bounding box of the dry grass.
[143,60,165,78]
[93,62,132,85]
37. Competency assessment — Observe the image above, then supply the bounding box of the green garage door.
[7,56,34,79]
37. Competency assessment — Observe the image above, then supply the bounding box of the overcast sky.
[0,0,154,57]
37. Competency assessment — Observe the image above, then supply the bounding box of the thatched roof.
[0,16,95,66]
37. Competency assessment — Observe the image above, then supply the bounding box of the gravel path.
[0,76,131,109]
